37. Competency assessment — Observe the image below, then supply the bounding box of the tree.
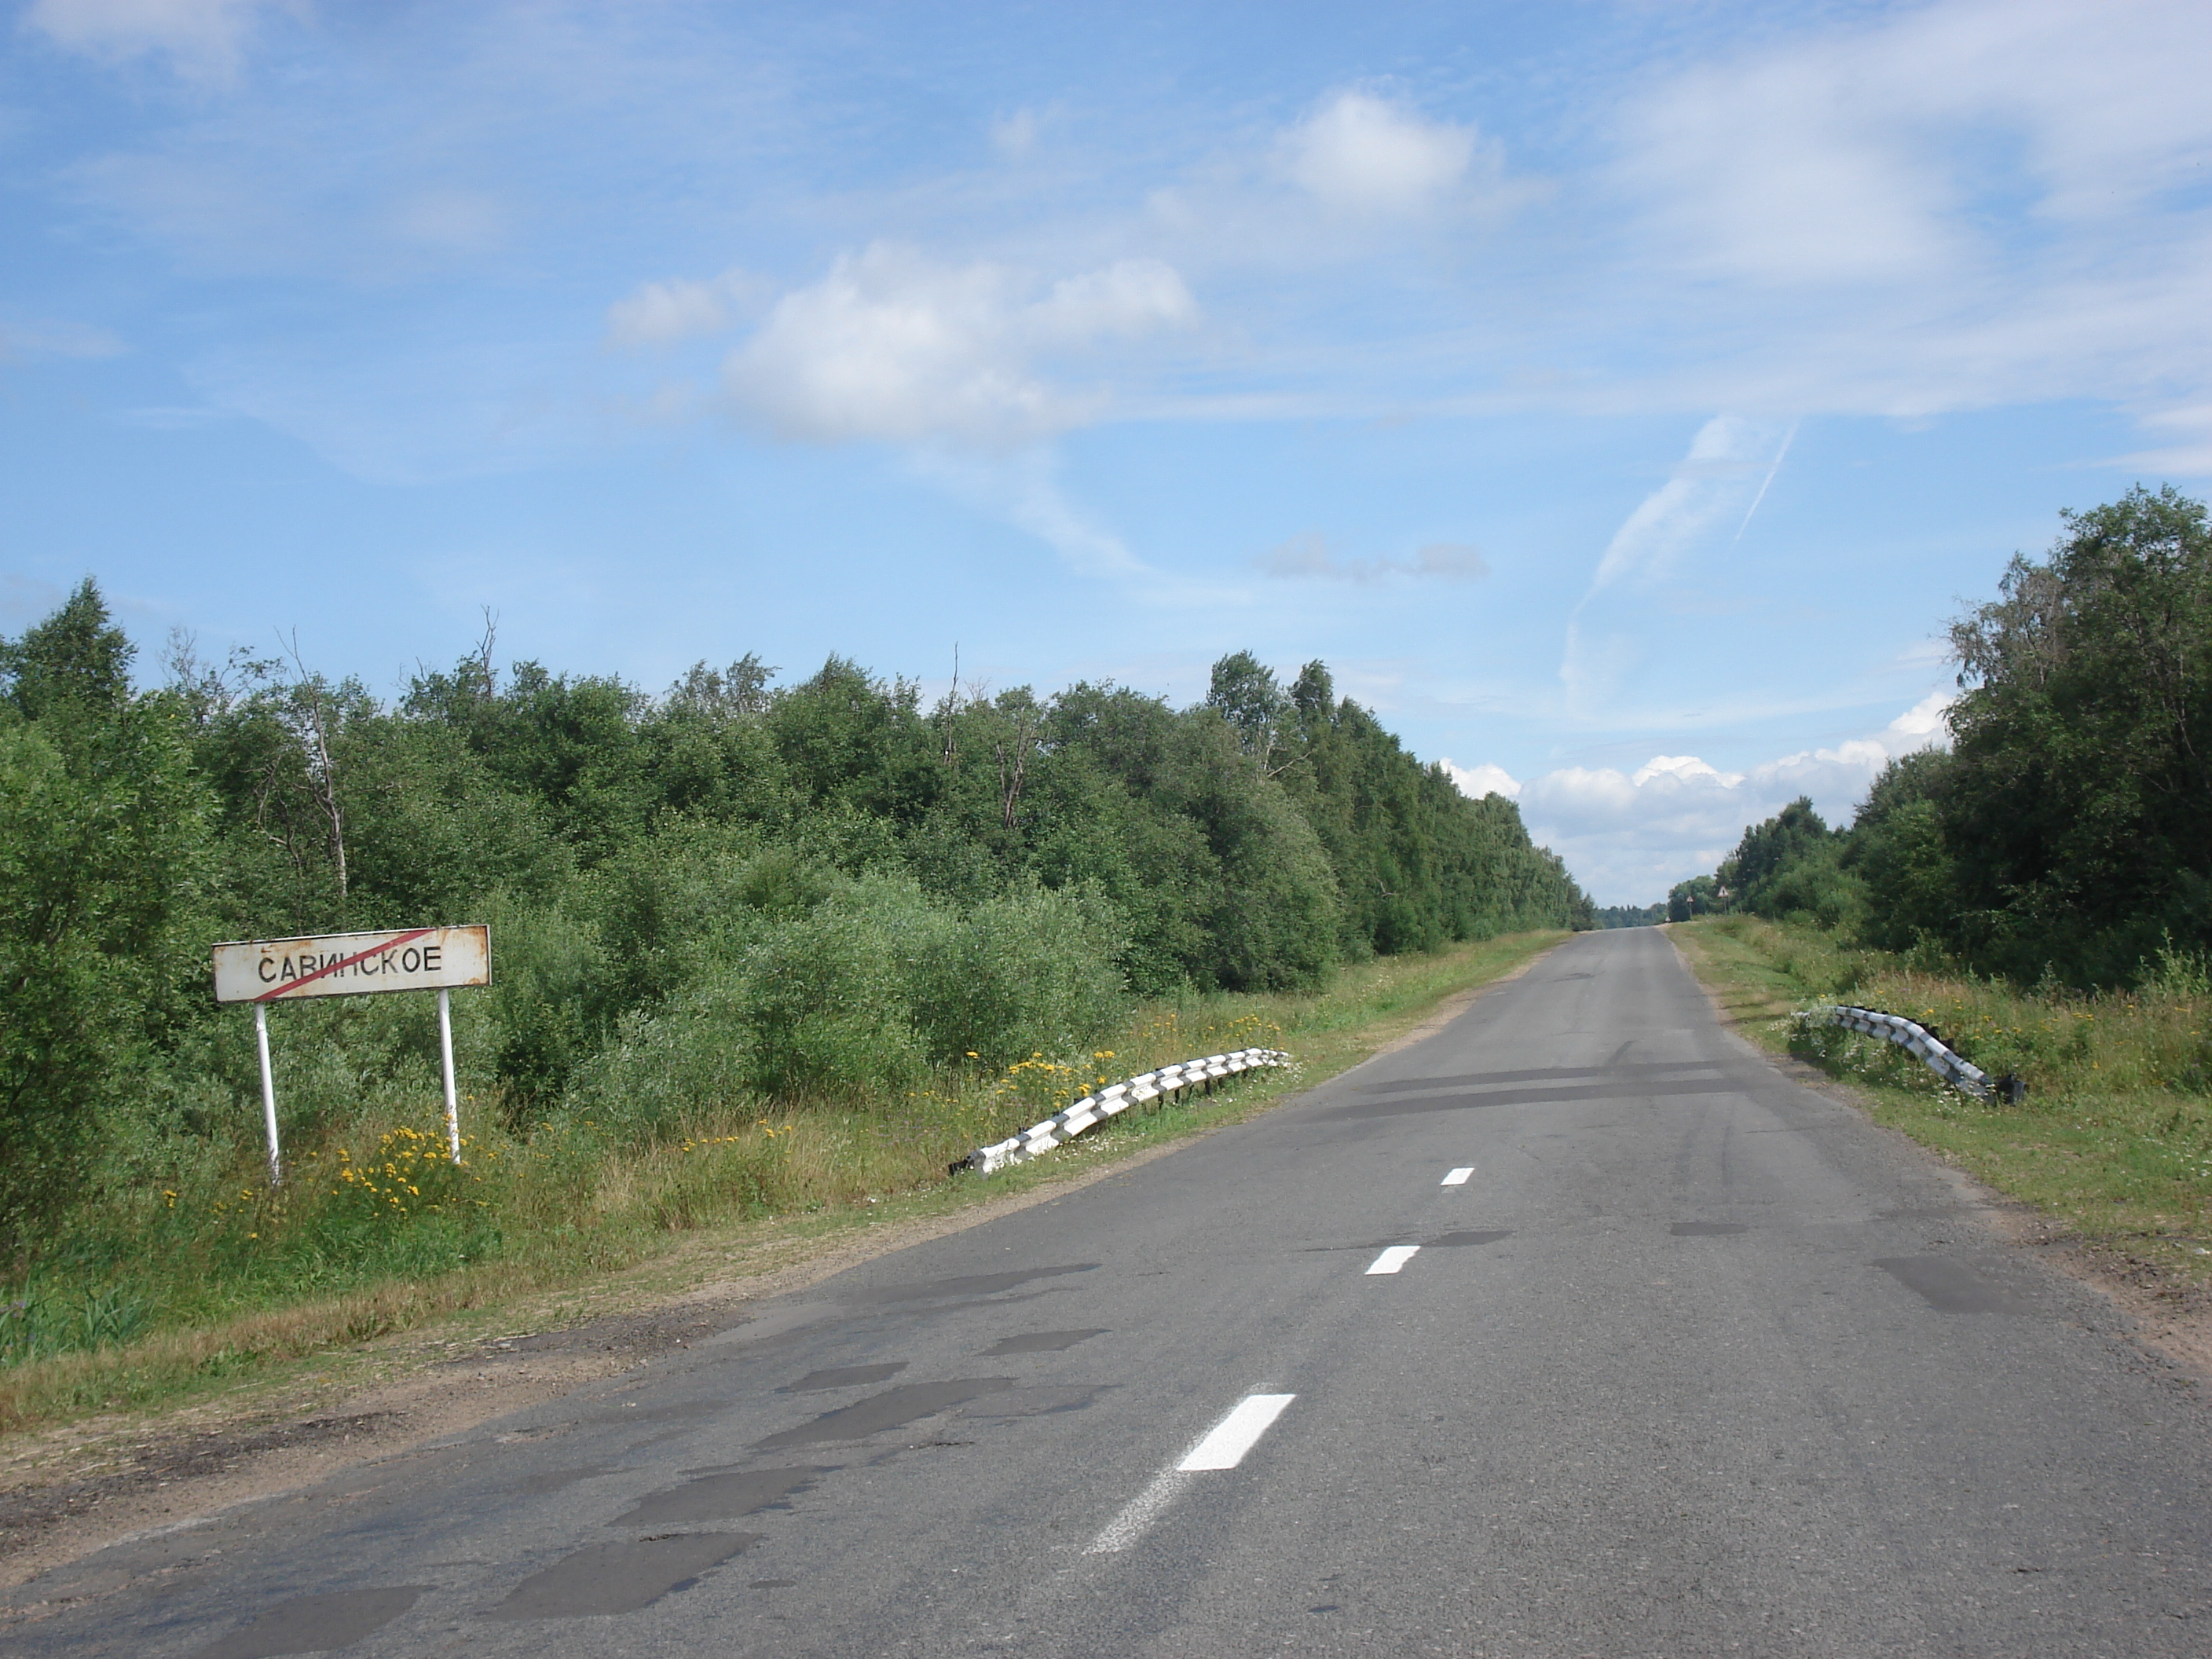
[1668,875,1722,922]
[0,583,211,1246]
[0,577,134,724]
[1206,650,1300,777]
[1847,751,1959,952]
[1943,485,2212,979]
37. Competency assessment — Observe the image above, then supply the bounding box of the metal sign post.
[211,925,492,1185]
[254,1002,281,1186]
[437,987,460,1163]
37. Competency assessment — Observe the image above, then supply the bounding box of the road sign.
[211,925,490,1004]
[212,925,492,1185]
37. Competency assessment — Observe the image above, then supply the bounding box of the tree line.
[1671,486,2212,986]
[0,592,1588,1252]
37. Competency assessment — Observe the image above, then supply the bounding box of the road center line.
[1086,1394,1297,1554]
[1442,1166,1474,1185]
[1178,1393,1296,1470]
[1366,1244,1421,1275]
[1086,1469,1190,1554]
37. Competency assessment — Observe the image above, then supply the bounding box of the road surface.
[13,927,2211,1656]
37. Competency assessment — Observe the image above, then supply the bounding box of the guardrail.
[955,1048,1293,1176]
[1798,1005,2024,1102]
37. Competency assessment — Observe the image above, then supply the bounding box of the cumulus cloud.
[1258,533,1488,584]
[723,244,1197,447]
[606,269,760,350]
[1286,91,1488,216]
[24,0,295,79]
[1448,693,1954,903]
[1439,760,1521,800]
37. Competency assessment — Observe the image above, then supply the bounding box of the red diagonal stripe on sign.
[255,928,436,1002]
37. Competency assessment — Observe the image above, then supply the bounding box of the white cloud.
[1618,0,2212,289]
[1587,415,1789,591]
[1560,414,1794,719]
[1286,90,1485,217]
[908,449,1248,606]
[24,0,295,79]
[1884,690,1952,742]
[606,269,760,350]
[1632,754,1744,789]
[912,448,1152,581]
[1602,0,2212,441]
[1622,60,1960,286]
[1258,532,1488,584]
[1451,692,1955,903]
[2112,405,2212,478]
[1439,760,1519,800]
[723,244,1196,447]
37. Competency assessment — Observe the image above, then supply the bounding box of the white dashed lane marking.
[1178,1393,1296,1470]
[1441,1166,1474,1185]
[1366,1244,1421,1275]
[1086,1394,1297,1554]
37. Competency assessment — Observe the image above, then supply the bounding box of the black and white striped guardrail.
[956,1048,1293,1176]
[1801,1005,2023,1102]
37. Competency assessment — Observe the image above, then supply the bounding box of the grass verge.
[0,929,1566,1439]
[1669,914,2212,1279]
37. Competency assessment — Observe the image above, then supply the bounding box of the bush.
[906,879,1127,1067]
[571,871,1133,1119]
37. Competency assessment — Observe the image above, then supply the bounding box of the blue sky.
[5,0,2210,903]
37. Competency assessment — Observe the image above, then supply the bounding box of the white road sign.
[211,925,490,1005]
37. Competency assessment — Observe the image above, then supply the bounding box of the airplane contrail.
[1730,420,1798,547]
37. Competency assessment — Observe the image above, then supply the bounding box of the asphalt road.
[14,928,2212,1657]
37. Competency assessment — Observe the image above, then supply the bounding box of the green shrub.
[906,880,1127,1067]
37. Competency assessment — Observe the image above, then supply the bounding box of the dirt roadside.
[1668,929,2212,1394]
[2,942,1563,1600]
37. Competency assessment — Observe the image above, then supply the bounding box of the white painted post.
[438,986,461,1164]
[254,1000,282,1186]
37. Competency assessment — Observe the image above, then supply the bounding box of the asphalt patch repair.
[488,1533,762,1618]
[190,1585,426,1659]
[980,1329,1106,1355]
[783,1363,906,1392]
[753,1379,1016,1448]
[616,1466,830,1526]
[834,1265,1097,1305]
[1877,1254,2038,1315]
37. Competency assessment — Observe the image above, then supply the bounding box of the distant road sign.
[212,925,490,1005]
